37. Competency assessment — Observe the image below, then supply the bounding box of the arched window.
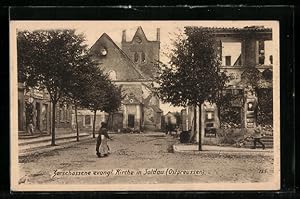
[141,52,146,63]
[108,70,117,80]
[134,52,139,63]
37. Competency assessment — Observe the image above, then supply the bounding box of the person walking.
[251,125,265,150]
[96,122,112,158]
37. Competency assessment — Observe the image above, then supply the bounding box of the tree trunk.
[193,106,197,138]
[198,104,202,151]
[111,112,114,131]
[51,101,57,146]
[189,105,197,143]
[217,102,221,122]
[75,104,79,141]
[92,110,97,138]
[190,106,197,142]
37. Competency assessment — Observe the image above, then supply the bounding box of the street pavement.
[18,132,274,185]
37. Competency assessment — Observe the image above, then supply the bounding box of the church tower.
[121,26,160,78]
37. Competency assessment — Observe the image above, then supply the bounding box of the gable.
[89,33,145,81]
[122,84,143,102]
[132,26,148,43]
[123,93,141,105]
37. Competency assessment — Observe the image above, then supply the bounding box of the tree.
[62,54,101,141]
[79,67,108,138]
[17,29,88,146]
[102,83,123,131]
[157,27,229,150]
[80,68,122,138]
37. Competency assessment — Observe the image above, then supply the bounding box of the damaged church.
[86,26,163,132]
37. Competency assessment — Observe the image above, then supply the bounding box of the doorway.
[18,100,23,131]
[41,104,48,131]
[36,102,40,131]
[128,114,135,128]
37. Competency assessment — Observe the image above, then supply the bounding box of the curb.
[19,133,90,146]
[19,137,95,158]
[173,145,274,155]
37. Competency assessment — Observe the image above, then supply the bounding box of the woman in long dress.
[96,122,112,158]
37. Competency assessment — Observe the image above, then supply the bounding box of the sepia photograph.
[10,20,280,191]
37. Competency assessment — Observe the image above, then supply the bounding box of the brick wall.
[122,41,159,78]
[90,34,143,81]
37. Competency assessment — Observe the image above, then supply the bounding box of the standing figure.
[251,125,265,150]
[25,102,34,135]
[96,122,112,158]
[27,120,34,135]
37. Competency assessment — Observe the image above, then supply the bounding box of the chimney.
[122,30,126,42]
[156,28,160,41]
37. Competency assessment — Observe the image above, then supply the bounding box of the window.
[258,41,265,65]
[108,70,117,80]
[206,123,214,128]
[206,112,214,120]
[167,116,171,124]
[141,52,146,63]
[269,55,273,65]
[100,47,107,56]
[247,102,254,111]
[135,36,142,43]
[134,52,139,63]
[222,42,242,66]
[264,41,273,65]
[85,115,91,125]
[225,56,231,66]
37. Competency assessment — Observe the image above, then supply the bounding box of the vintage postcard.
[10,20,280,191]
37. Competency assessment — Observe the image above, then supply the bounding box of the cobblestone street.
[18,132,274,185]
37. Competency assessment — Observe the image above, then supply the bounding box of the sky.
[11,20,278,114]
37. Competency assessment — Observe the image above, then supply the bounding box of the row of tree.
[18,29,122,146]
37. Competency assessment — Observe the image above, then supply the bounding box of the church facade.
[89,26,163,132]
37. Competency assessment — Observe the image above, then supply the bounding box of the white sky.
[11,20,278,114]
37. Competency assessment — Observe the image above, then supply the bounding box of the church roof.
[89,33,147,80]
